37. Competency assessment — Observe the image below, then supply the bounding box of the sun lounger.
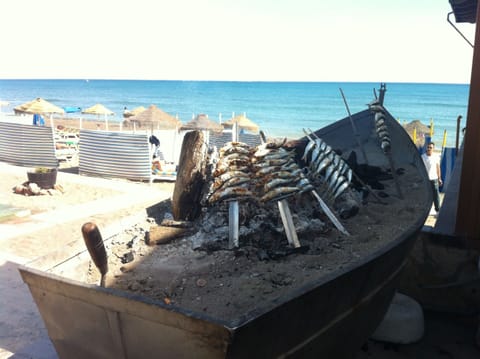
[151,160,177,182]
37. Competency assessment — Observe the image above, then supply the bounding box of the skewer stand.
[278,199,301,248]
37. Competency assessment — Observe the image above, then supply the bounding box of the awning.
[450,0,478,23]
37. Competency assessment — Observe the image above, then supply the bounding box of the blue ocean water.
[0,79,469,147]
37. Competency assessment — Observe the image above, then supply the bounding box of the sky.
[0,0,476,83]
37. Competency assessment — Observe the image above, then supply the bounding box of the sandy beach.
[47,116,124,132]
[0,161,175,358]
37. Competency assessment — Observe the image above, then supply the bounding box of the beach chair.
[151,148,177,182]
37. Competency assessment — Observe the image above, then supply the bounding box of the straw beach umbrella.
[181,114,223,145]
[123,106,146,118]
[14,97,65,115]
[223,113,260,133]
[127,104,181,130]
[180,114,223,132]
[128,104,182,163]
[82,103,115,130]
[403,119,430,147]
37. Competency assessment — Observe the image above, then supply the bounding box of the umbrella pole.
[173,126,178,164]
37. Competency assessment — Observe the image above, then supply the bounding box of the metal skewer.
[311,190,350,236]
[228,122,240,248]
[304,128,386,205]
[339,88,369,165]
[258,131,301,248]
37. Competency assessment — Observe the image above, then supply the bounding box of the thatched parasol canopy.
[82,103,114,116]
[223,114,259,133]
[403,120,429,135]
[123,106,146,118]
[14,97,65,115]
[180,114,223,132]
[127,104,181,129]
[403,120,431,146]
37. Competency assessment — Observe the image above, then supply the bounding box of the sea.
[0,79,470,148]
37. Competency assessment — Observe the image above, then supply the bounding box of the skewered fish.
[207,141,254,205]
[253,143,312,202]
[301,130,352,199]
[370,103,392,153]
[208,186,253,204]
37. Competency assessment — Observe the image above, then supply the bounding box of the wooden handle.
[81,222,108,278]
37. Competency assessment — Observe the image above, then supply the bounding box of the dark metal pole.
[455,115,462,155]
[339,88,369,165]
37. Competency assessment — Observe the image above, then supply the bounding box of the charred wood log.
[145,225,195,245]
[172,130,208,221]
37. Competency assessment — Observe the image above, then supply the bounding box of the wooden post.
[278,199,301,248]
[172,131,207,221]
[455,0,480,240]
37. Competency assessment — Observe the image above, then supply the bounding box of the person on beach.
[421,142,442,213]
[149,135,165,173]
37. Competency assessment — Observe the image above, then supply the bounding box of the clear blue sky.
[0,0,475,83]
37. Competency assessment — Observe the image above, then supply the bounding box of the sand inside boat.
[51,159,428,324]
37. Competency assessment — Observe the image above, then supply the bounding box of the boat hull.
[19,107,431,358]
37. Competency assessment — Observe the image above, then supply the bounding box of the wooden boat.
[19,94,432,358]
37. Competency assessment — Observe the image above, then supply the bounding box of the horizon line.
[0,78,470,86]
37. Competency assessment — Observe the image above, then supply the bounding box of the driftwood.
[172,131,208,221]
[145,226,195,245]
